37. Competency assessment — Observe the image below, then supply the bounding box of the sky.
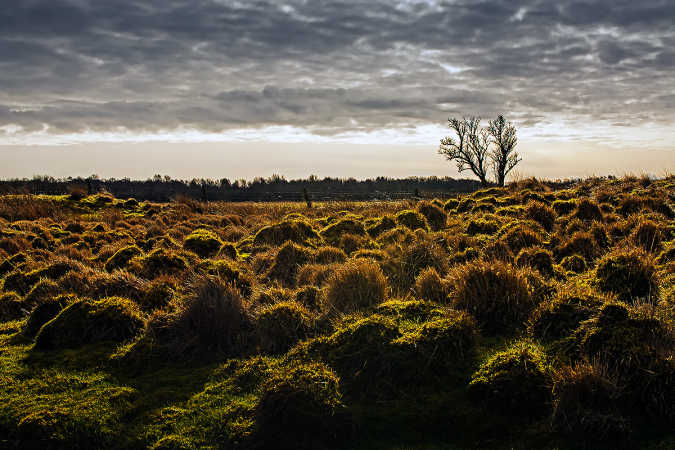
[1,0,674,181]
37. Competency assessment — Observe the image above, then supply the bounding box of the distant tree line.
[0,174,491,202]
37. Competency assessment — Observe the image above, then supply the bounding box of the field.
[0,175,673,449]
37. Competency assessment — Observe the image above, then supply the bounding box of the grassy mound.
[24,294,74,337]
[34,297,145,350]
[267,241,315,286]
[255,362,345,450]
[324,259,387,313]
[320,218,366,245]
[104,245,142,272]
[395,210,428,231]
[594,247,658,302]
[468,340,551,416]
[450,259,538,334]
[417,202,447,231]
[255,301,313,354]
[183,229,223,258]
[254,219,320,246]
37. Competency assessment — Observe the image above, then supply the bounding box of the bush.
[414,267,448,303]
[254,219,320,246]
[466,218,499,236]
[0,292,24,321]
[594,248,658,302]
[449,259,537,334]
[468,340,551,416]
[320,218,366,245]
[574,198,603,222]
[552,362,631,441]
[183,229,223,258]
[34,297,145,350]
[255,362,344,450]
[255,301,312,354]
[394,210,428,231]
[217,242,238,259]
[525,201,556,231]
[516,247,554,277]
[163,276,252,355]
[315,246,346,264]
[552,199,576,216]
[631,219,666,252]
[324,259,387,313]
[417,202,447,231]
[267,241,315,286]
[527,283,605,343]
[561,254,587,273]
[24,294,73,337]
[365,216,396,237]
[104,245,142,272]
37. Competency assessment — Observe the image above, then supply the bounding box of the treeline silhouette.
[0,174,491,201]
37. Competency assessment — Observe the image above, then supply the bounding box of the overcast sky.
[1,0,674,180]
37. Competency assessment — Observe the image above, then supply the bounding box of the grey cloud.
[0,0,674,135]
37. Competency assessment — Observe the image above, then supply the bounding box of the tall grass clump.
[324,259,387,314]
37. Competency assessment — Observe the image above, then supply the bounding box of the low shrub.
[468,340,551,416]
[324,259,387,313]
[183,229,223,258]
[34,297,145,350]
[449,259,537,334]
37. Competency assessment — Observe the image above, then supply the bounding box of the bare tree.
[487,115,520,187]
[438,117,490,187]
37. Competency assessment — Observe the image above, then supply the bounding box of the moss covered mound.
[105,245,143,272]
[594,248,658,302]
[468,340,551,416]
[34,297,145,350]
[255,362,345,450]
[255,301,312,354]
[183,229,223,258]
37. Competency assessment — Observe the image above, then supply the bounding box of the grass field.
[0,175,673,449]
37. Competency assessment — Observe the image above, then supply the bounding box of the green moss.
[104,245,143,272]
[34,297,145,350]
[183,229,223,258]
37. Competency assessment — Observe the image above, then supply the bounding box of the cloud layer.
[2,0,674,140]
